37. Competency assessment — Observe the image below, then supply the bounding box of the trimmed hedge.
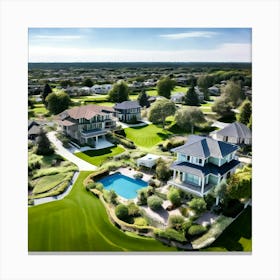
[154,228,187,243]
[188,224,207,236]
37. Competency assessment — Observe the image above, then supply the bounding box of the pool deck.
[109,167,153,183]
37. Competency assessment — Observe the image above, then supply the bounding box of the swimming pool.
[98,173,148,199]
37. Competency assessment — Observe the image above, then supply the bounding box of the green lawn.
[202,206,252,252]
[171,86,189,93]
[28,171,177,251]
[74,146,125,166]
[124,124,172,148]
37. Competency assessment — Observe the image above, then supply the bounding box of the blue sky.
[29,28,251,62]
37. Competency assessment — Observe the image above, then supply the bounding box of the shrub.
[147,195,163,211]
[133,172,143,180]
[154,228,186,243]
[107,189,118,205]
[115,204,129,221]
[188,224,207,236]
[85,181,96,191]
[146,186,155,196]
[127,202,141,217]
[188,198,207,214]
[182,220,193,235]
[168,215,185,231]
[148,179,156,187]
[134,217,147,226]
[137,188,148,205]
[167,187,181,207]
[155,159,171,181]
[204,193,216,210]
[95,182,104,192]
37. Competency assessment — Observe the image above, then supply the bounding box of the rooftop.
[215,121,252,139]
[114,101,141,110]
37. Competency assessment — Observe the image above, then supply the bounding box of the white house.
[137,154,160,168]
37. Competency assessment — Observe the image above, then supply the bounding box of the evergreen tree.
[137,90,150,107]
[41,83,52,104]
[184,86,200,106]
[36,128,54,155]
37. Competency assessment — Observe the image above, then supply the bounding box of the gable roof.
[172,135,238,159]
[215,122,252,139]
[114,101,140,110]
[58,105,115,120]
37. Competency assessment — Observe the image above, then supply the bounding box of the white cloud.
[29,43,251,62]
[32,35,83,40]
[159,31,217,39]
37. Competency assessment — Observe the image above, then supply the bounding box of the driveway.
[47,131,97,171]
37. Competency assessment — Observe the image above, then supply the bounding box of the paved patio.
[195,211,219,226]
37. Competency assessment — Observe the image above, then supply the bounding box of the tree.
[147,195,163,211]
[108,81,129,103]
[214,180,228,206]
[238,100,252,125]
[155,158,171,181]
[137,189,148,205]
[188,198,207,215]
[36,128,54,155]
[115,204,129,221]
[222,81,244,107]
[156,77,176,99]
[107,190,117,205]
[167,187,181,207]
[41,83,52,104]
[248,114,252,130]
[184,86,200,106]
[60,80,73,87]
[148,99,176,128]
[83,78,93,87]
[137,90,150,107]
[226,169,252,200]
[175,107,206,134]
[197,75,214,101]
[168,215,185,231]
[46,92,71,115]
[212,95,235,119]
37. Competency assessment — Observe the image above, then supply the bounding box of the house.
[171,92,185,103]
[168,135,240,197]
[28,120,41,140]
[211,122,252,145]
[56,105,117,147]
[113,101,141,123]
[194,86,204,102]
[208,86,220,96]
[91,84,112,94]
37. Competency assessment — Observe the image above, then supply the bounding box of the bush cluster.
[147,195,163,211]
[115,204,129,221]
[161,138,185,151]
[154,228,187,243]
[187,224,207,236]
[167,187,181,207]
[133,172,143,180]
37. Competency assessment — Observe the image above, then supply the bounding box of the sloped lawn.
[124,124,172,148]
[74,146,125,166]
[28,171,176,252]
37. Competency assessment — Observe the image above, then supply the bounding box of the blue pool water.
[98,173,148,199]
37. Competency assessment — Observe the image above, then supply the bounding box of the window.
[199,158,202,164]
[187,155,190,161]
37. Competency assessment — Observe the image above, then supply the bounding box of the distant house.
[168,135,240,197]
[194,86,204,102]
[208,86,220,96]
[28,120,41,140]
[211,122,252,145]
[171,92,185,103]
[113,101,141,123]
[56,105,117,147]
[91,84,112,94]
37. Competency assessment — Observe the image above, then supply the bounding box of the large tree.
[238,100,252,125]
[83,78,93,87]
[36,128,54,155]
[222,81,244,107]
[137,90,150,107]
[148,99,176,128]
[46,92,71,115]
[175,107,206,134]
[156,77,176,99]
[212,95,235,119]
[184,86,200,106]
[41,83,52,104]
[108,81,129,103]
[197,75,214,101]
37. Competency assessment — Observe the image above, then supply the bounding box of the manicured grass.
[32,173,70,194]
[74,146,125,166]
[28,171,176,251]
[171,86,189,93]
[124,124,172,148]
[202,206,252,252]
[146,88,158,96]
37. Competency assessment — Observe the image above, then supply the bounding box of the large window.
[186,173,200,185]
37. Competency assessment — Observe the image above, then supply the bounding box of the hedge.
[188,224,207,236]
[154,228,186,243]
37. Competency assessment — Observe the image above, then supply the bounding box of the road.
[47,131,97,171]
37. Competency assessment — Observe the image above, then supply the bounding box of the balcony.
[81,129,108,138]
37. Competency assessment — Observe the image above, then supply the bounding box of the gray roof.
[170,160,240,177]
[215,122,252,139]
[28,124,41,136]
[172,135,239,159]
[114,101,140,110]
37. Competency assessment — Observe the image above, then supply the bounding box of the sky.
[28,28,252,63]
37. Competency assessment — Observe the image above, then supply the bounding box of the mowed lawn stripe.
[29,171,176,252]
[124,124,171,148]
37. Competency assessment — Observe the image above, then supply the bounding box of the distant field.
[28,171,176,252]
[124,124,172,148]
[75,146,125,166]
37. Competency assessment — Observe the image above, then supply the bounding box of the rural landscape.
[28,28,252,252]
